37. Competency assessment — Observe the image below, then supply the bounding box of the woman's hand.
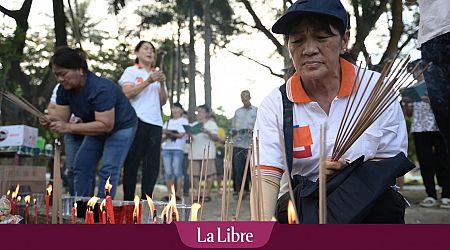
[39,115,51,127]
[323,158,347,176]
[146,71,166,83]
[49,120,71,134]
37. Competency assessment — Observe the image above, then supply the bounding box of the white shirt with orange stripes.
[254,59,408,188]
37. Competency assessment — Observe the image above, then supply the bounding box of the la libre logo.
[197,225,254,243]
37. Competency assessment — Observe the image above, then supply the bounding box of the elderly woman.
[43,47,137,198]
[253,0,411,223]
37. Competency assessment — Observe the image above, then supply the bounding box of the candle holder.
[32,193,44,207]
[143,201,191,224]
[75,197,100,223]
[112,200,124,224]
[61,195,76,216]
[122,200,143,224]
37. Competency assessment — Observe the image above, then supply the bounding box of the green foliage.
[213,106,231,131]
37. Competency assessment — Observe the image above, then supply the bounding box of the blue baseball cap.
[272,0,349,35]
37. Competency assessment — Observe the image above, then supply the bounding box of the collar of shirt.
[286,58,357,103]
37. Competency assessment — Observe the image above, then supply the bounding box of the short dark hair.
[134,40,156,65]
[172,102,183,110]
[197,104,211,114]
[49,46,88,72]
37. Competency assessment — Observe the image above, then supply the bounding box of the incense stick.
[235,144,252,221]
[249,148,260,220]
[225,142,233,221]
[200,143,210,221]
[318,124,327,224]
[197,146,206,203]
[189,136,194,205]
[52,140,63,224]
[220,140,229,221]
[255,131,264,221]
[1,90,50,122]
[276,119,299,224]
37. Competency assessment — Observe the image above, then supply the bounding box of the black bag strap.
[278,83,294,175]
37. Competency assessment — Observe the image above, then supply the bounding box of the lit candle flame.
[100,199,106,211]
[33,198,36,205]
[169,185,179,222]
[105,176,112,193]
[287,200,297,224]
[145,194,155,218]
[190,203,202,221]
[46,184,53,196]
[160,204,169,223]
[133,195,140,223]
[11,190,17,199]
[17,196,22,203]
[87,196,99,208]
[6,190,10,196]
[15,184,20,195]
[25,195,31,204]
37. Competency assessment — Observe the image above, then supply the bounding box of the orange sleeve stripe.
[256,165,284,174]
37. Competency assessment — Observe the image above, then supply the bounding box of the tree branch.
[398,30,418,53]
[220,44,284,78]
[0,5,16,19]
[378,0,404,65]
[237,0,284,57]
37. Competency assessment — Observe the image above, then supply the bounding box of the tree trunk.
[203,0,212,108]
[378,0,404,65]
[52,0,68,47]
[282,0,293,79]
[188,0,197,122]
[349,0,389,65]
[176,19,182,103]
[0,0,33,125]
[170,37,176,106]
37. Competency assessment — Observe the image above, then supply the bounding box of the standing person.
[119,40,168,200]
[231,90,257,196]
[188,105,218,202]
[42,46,137,198]
[401,60,450,208]
[47,83,84,196]
[406,0,450,172]
[253,0,410,223]
[161,102,188,200]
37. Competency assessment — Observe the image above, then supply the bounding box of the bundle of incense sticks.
[332,55,426,160]
[199,143,210,221]
[221,138,233,221]
[248,132,265,221]
[1,90,49,122]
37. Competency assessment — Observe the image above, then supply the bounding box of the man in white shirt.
[231,90,257,195]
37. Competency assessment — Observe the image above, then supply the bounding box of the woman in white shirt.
[119,40,168,200]
[161,102,188,200]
